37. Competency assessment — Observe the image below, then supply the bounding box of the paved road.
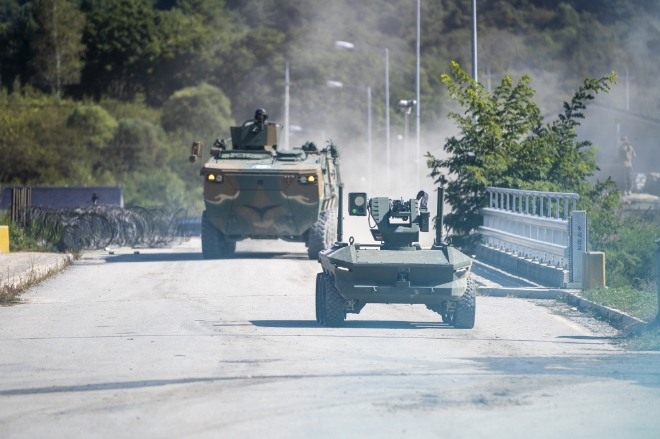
[1,239,659,438]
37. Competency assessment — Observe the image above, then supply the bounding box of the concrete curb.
[478,287,576,300]
[0,253,72,291]
[478,286,650,333]
[559,291,649,334]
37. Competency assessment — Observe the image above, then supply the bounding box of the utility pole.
[484,64,494,93]
[367,86,372,193]
[385,48,390,191]
[625,66,634,112]
[471,0,477,81]
[415,0,421,189]
[284,62,291,150]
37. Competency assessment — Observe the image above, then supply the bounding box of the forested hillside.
[1,0,659,209]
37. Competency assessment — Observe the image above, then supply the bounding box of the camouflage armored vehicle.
[189,110,341,259]
[316,189,475,327]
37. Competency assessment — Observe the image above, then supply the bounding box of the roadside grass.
[0,212,54,252]
[0,282,22,305]
[579,285,660,351]
[623,325,660,351]
[0,255,71,305]
[580,286,657,322]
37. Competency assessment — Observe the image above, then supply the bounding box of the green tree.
[0,3,37,90]
[161,82,233,143]
[426,62,616,244]
[105,118,168,174]
[80,0,158,101]
[66,105,118,147]
[31,0,85,98]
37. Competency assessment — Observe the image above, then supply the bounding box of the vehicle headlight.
[298,175,316,184]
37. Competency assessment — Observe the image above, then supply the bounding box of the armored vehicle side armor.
[316,188,475,327]
[190,114,341,259]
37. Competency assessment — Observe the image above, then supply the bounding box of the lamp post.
[284,61,291,150]
[290,124,325,145]
[471,0,478,81]
[416,0,421,189]
[327,80,372,191]
[399,100,416,185]
[335,40,389,190]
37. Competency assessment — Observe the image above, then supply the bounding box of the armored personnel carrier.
[316,189,475,327]
[190,111,341,259]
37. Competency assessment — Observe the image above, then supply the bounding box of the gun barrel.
[436,187,444,245]
[337,184,344,242]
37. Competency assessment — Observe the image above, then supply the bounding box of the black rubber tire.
[202,211,232,259]
[307,209,337,260]
[224,240,236,256]
[453,277,476,329]
[315,273,324,323]
[321,273,345,327]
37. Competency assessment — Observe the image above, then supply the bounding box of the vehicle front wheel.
[453,277,476,329]
[320,273,345,327]
[202,211,233,259]
[307,209,337,260]
[315,273,324,324]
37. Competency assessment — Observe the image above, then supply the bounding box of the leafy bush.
[596,218,660,288]
[0,212,54,252]
[105,118,168,173]
[426,62,616,248]
[66,105,118,147]
[122,168,188,209]
[161,83,233,144]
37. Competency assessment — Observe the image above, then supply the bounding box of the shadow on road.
[556,335,619,340]
[475,354,660,389]
[250,319,450,329]
[102,251,310,263]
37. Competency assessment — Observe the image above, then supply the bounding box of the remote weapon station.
[316,188,475,327]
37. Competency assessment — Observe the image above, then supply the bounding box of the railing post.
[655,238,660,324]
[569,211,587,288]
[525,196,529,214]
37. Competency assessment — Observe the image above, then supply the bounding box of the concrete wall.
[476,244,567,288]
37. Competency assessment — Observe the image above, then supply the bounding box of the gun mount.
[348,191,430,249]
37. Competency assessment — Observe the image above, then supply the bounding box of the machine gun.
[344,189,444,250]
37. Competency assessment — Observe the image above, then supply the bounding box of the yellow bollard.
[0,225,9,253]
[582,251,606,290]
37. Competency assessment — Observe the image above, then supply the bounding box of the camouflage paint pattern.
[201,126,340,240]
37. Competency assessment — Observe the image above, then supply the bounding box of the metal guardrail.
[486,187,579,219]
[478,187,586,286]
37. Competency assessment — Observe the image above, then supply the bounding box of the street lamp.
[327,80,372,191]
[415,0,421,189]
[399,100,416,185]
[335,40,390,190]
[289,124,326,146]
[471,0,478,81]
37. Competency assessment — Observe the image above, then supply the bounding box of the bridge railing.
[478,187,585,287]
